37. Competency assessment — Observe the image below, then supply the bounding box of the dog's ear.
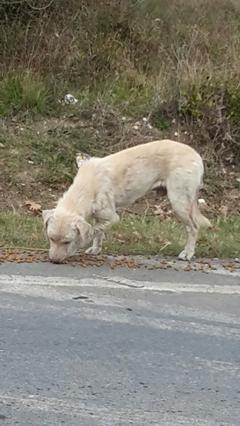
[76,152,91,169]
[73,217,93,241]
[42,209,55,229]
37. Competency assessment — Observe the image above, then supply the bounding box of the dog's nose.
[50,258,63,264]
[49,254,65,264]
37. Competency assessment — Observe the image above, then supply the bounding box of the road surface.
[0,261,240,425]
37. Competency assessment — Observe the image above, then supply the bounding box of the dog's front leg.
[85,227,105,255]
[85,210,120,255]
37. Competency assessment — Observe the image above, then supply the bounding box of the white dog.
[43,140,210,263]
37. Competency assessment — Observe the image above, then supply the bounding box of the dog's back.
[97,140,203,207]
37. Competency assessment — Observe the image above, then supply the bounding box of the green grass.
[1,212,239,258]
[0,73,53,116]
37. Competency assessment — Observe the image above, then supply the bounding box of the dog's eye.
[63,241,70,245]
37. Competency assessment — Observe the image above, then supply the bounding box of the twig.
[159,241,171,252]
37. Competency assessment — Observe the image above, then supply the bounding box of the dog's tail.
[191,201,211,229]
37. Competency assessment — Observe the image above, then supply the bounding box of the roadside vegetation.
[0,0,239,256]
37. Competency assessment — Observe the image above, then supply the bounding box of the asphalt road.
[0,261,240,426]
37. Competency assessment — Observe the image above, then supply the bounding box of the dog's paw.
[85,246,102,255]
[178,250,194,261]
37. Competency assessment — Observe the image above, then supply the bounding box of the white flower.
[198,198,206,204]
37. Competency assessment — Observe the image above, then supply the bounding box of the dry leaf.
[24,200,42,214]
[153,205,164,215]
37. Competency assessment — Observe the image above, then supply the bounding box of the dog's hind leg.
[167,175,201,260]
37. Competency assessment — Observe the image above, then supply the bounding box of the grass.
[0,212,239,259]
[0,1,240,161]
[0,126,101,188]
[0,73,53,116]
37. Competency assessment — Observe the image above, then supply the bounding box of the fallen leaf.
[153,205,164,216]
[24,200,42,214]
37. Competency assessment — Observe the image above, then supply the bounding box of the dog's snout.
[50,257,64,264]
[49,253,66,264]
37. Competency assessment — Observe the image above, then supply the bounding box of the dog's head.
[42,209,93,263]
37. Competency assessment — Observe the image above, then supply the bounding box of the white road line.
[0,274,240,294]
[0,274,239,339]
